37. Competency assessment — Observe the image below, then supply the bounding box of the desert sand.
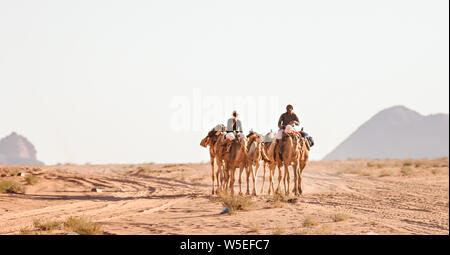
[0,158,448,235]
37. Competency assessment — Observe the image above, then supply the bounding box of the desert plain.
[0,158,448,235]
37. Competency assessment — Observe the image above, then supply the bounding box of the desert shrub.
[400,166,414,176]
[19,227,35,235]
[303,216,319,227]
[314,225,333,235]
[249,223,260,233]
[33,219,62,231]
[332,213,349,222]
[266,193,297,208]
[219,193,253,213]
[272,226,285,235]
[414,160,428,168]
[63,216,103,235]
[25,175,38,185]
[0,181,24,193]
[378,169,393,177]
[403,160,413,167]
[376,163,386,169]
[431,169,442,175]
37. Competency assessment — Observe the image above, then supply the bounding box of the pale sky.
[0,0,448,165]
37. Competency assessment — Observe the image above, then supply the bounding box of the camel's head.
[237,136,248,154]
[247,132,261,145]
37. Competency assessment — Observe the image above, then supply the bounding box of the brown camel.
[275,132,301,195]
[295,136,310,195]
[242,132,270,196]
[214,133,228,192]
[224,135,248,195]
[200,125,226,194]
[261,139,279,195]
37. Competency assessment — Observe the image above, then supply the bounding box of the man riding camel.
[276,104,314,147]
[277,104,300,139]
[225,111,244,152]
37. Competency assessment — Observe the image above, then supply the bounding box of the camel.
[242,132,270,196]
[260,132,277,195]
[223,135,248,195]
[295,136,310,195]
[261,140,281,195]
[214,133,228,192]
[275,132,301,196]
[200,125,226,194]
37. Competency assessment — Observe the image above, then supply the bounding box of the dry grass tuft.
[33,219,62,232]
[303,216,319,228]
[249,223,260,233]
[376,163,386,169]
[378,169,393,177]
[314,225,333,235]
[400,166,414,176]
[219,193,253,213]
[18,216,103,235]
[403,160,414,167]
[19,227,36,235]
[367,162,376,168]
[25,175,38,185]
[265,193,297,208]
[332,213,349,222]
[0,181,24,193]
[431,168,442,175]
[272,226,285,235]
[64,216,103,235]
[136,166,151,174]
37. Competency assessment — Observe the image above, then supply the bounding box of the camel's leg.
[269,164,276,195]
[267,163,273,195]
[292,163,299,196]
[275,164,283,194]
[216,162,222,194]
[210,157,215,194]
[298,165,304,196]
[245,164,251,195]
[229,167,236,196]
[252,161,259,196]
[260,162,266,194]
[222,163,229,191]
[238,166,244,196]
[284,163,290,195]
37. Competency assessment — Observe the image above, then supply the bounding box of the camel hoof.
[239,192,243,196]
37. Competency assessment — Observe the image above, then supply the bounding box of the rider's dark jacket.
[278,112,299,128]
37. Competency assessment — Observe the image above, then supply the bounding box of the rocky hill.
[0,132,44,165]
[324,106,449,160]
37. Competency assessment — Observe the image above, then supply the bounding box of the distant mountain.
[0,132,44,165]
[324,106,449,160]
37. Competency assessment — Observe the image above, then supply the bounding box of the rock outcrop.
[324,106,449,160]
[0,132,44,165]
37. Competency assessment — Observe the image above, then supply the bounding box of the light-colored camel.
[224,135,248,195]
[275,132,301,196]
[260,139,279,195]
[242,133,270,196]
[200,125,226,194]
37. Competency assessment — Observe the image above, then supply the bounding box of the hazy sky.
[0,0,448,165]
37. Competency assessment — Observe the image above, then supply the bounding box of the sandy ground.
[0,159,448,235]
